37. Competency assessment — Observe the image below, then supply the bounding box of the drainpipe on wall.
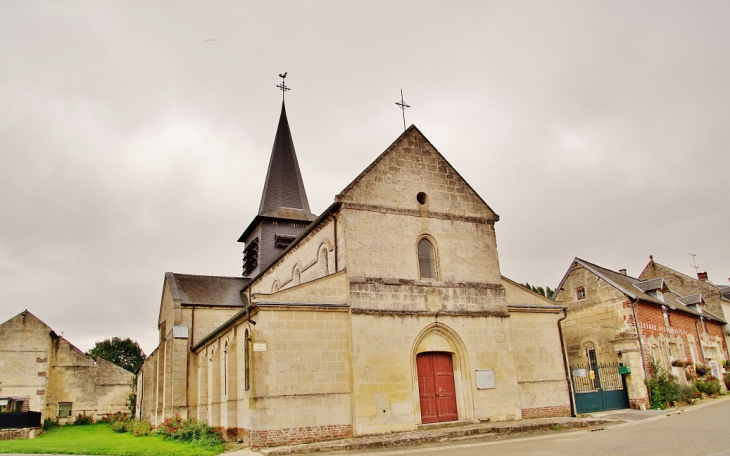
[632,299,649,383]
[695,319,707,365]
[556,308,576,417]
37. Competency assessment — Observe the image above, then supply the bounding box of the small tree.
[88,337,146,373]
[522,282,556,299]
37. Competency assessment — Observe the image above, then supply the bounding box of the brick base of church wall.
[630,397,650,410]
[520,405,571,419]
[250,424,352,448]
[218,427,250,443]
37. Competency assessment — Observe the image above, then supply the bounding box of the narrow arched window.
[244,330,250,391]
[576,286,586,300]
[418,239,436,279]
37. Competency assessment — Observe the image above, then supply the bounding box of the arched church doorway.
[416,352,458,423]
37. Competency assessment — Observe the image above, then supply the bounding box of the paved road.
[344,399,730,456]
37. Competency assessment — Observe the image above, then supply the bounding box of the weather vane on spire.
[277,72,290,99]
[395,89,410,131]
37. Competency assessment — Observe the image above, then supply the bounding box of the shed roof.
[168,273,248,306]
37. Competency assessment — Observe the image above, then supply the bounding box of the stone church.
[137,97,571,448]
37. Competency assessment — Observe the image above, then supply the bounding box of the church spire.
[238,75,316,278]
[257,100,314,221]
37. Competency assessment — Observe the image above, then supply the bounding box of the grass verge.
[0,423,225,455]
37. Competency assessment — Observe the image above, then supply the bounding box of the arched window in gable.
[418,238,436,279]
[576,286,586,300]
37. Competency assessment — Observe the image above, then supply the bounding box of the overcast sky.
[1,1,728,355]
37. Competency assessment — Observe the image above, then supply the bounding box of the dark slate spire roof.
[257,101,315,221]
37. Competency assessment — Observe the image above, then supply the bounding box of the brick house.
[639,259,730,355]
[0,310,133,423]
[136,97,573,448]
[554,258,728,411]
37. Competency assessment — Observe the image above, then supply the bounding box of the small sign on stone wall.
[253,343,267,352]
[476,369,495,389]
[573,368,587,378]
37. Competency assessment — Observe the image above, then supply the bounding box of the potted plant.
[671,360,685,367]
[695,364,708,377]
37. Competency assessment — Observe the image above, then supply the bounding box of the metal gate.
[571,362,629,414]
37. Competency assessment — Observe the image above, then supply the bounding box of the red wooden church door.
[417,352,458,424]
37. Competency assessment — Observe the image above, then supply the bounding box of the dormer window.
[576,286,586,300]
[418,238,436,279]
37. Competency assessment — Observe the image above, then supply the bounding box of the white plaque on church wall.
[476,369,495,389]
[253,343,267,352]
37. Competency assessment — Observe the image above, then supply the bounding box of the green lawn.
[0,423,225,456]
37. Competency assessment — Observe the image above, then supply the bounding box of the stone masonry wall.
[249,306,352,435]
[46,337,132,423]
[336,129,500,285]
[508,310,571,417]
[253,218,337,296]
[0,312,51,418]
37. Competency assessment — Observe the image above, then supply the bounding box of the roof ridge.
[171,272,247,280]
[575,257,641,281]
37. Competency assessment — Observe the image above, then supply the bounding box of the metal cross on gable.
[277,72,290,98]
[395,89,410,131]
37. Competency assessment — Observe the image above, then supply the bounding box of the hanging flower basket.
[695,364,708,376]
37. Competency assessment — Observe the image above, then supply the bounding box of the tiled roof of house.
[676,293,704,306]
[556,258,726,324]
[167,273,248,306]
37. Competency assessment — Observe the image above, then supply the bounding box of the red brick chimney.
[697,272,708,282]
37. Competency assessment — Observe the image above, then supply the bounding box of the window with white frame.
[688,340,698,364]
[576,286,586,300]
[58,402,72,418]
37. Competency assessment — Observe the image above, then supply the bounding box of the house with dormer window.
[639,259,730,362]
[553,258,728,413]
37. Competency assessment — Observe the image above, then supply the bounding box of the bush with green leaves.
[110,419,130,433]
[676,384,699,402]
[724,372,730,389]
[73,413,94,425]
[129,419,154,437]
[156,414,223,448]
[695,375,721,396]
[42,418,59,430]
[646,359,682,409]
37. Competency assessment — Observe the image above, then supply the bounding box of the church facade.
[137,100,572,448]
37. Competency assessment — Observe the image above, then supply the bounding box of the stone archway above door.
[410,323,474,423]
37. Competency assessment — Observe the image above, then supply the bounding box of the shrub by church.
[137,99,571,448]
